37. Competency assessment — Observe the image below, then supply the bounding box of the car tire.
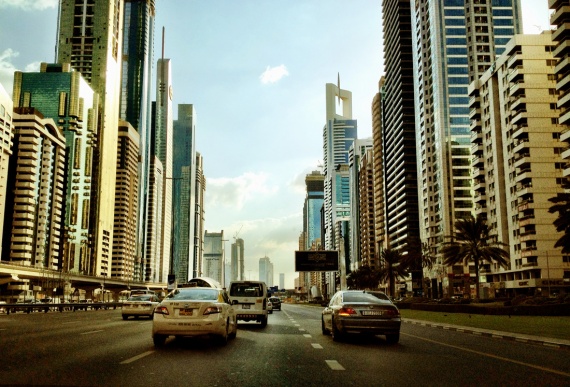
[122,315,128,320]
[386,333,400,344]
[229,318,237,339]
[260,315,268,328]
[153,334,167,347]
[216,322,229,346]
[321,317,328,335]
[331,318,344,342]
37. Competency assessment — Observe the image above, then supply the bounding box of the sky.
[0,0,552,288]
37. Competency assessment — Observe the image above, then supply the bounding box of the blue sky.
[0,0,551,288]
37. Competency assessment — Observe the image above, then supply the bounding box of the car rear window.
[168,289,218,301]
[230,284,263,297]
[342,293,379,303]
[128,295,151,301]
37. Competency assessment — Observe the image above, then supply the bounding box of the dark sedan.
[321,290,401,344]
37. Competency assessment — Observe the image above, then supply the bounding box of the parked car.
[321,290,401,344]
[152,287,237,347]
[122,294,160,320]
[269,296,281,311]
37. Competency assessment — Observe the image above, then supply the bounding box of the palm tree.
[377,248,409,297]
[346,265,379,290]
[440,214,509,299]
[548,192,570,253]
[403,237,437,296]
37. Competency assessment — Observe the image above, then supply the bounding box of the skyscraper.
[193,152,205,278]
[12,63,98,273]
[203,230,223,284]
[411,0,522,256]
[57,0,124,276]
[154,57,173,283]
[120,0,156,279]
[322,82,357,293]
[172,104,197,283]
[259,256,273,286]
[231,238,244,281]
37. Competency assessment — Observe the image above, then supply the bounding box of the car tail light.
[383,308,400,317]
[154,306,169,315]
[203,306,222,315]
[338,307,357,316]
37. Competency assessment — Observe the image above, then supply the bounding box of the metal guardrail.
[1,302,122,315]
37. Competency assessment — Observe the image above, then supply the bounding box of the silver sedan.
[321,290,401,344]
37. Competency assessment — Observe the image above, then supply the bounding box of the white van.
[228,281,269,327]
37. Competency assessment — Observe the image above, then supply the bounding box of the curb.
[403,318,570,351]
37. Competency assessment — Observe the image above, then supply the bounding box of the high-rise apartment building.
[358,147,375,269]
[112,120,139,280]
[12,63,98,273]
[469,33,566,297]
[410,1,522,293]
[172,104,197,283]
[3,108,65,267]
[57,0,124,276]
[381,0,420,259]
[144,154,163,282]
[302,171,324,296]
[371,78,386,267]
[550,0,570,182]
[0,83,14,258]
[193,152,205,278]
[120,0,156,276]
[349,138,373,271]
[231,238,244,281]
[203,230,223,284]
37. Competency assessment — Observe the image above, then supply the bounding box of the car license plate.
[362,310,383,316]
[179,309,193,316]
[242,304,250,309]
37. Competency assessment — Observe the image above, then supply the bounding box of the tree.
[548,192,570,254]
[440,214,509,299]
[346,265,379,290]
[403,237,437,296]
[377,248,409,297]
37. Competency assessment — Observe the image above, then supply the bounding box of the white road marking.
[80,330,104,335]
[303,334,311,338]
[311,343,323,349]
[120,351,154,364]
[325,360,345,370]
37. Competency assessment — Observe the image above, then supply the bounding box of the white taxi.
[152,287,237,347]
[122,294,160,320]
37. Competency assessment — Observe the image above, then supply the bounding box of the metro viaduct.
[0,262,167,299]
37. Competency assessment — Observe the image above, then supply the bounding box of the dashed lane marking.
[120,351,154,365]
[325,360,345,370]
[80,330,104,335]
[311,343,323,349]
[303,334,311,338]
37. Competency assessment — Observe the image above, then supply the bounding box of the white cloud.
[259,65,289,85]
[205,172,278,210]
[0,49,19,95]
[0,0,58,10]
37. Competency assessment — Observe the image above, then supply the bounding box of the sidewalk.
[403,318,570,350]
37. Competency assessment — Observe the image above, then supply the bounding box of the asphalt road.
[1,304,569,386]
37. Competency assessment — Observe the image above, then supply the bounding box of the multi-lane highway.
[1,304,568,386]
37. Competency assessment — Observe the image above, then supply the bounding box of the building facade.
[259,256,273,287]
[193,152,205,278]
[469,33,567,297]
[0,83,14,258]
[203,230,223,284]
[57,0,124,276]
[120,0,156,278]
[12,63,98,274]
[357,147,375,270]
[112,120,139,280]
[172,104,196,283]
[3,108,66,268]
[231,238,244,281]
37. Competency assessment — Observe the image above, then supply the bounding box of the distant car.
[0,301,6,313]
[321,290,401,344]
[122,294,160,320]
[152,287,237,347]
[267,299,273,314]
[269,296,281,311]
